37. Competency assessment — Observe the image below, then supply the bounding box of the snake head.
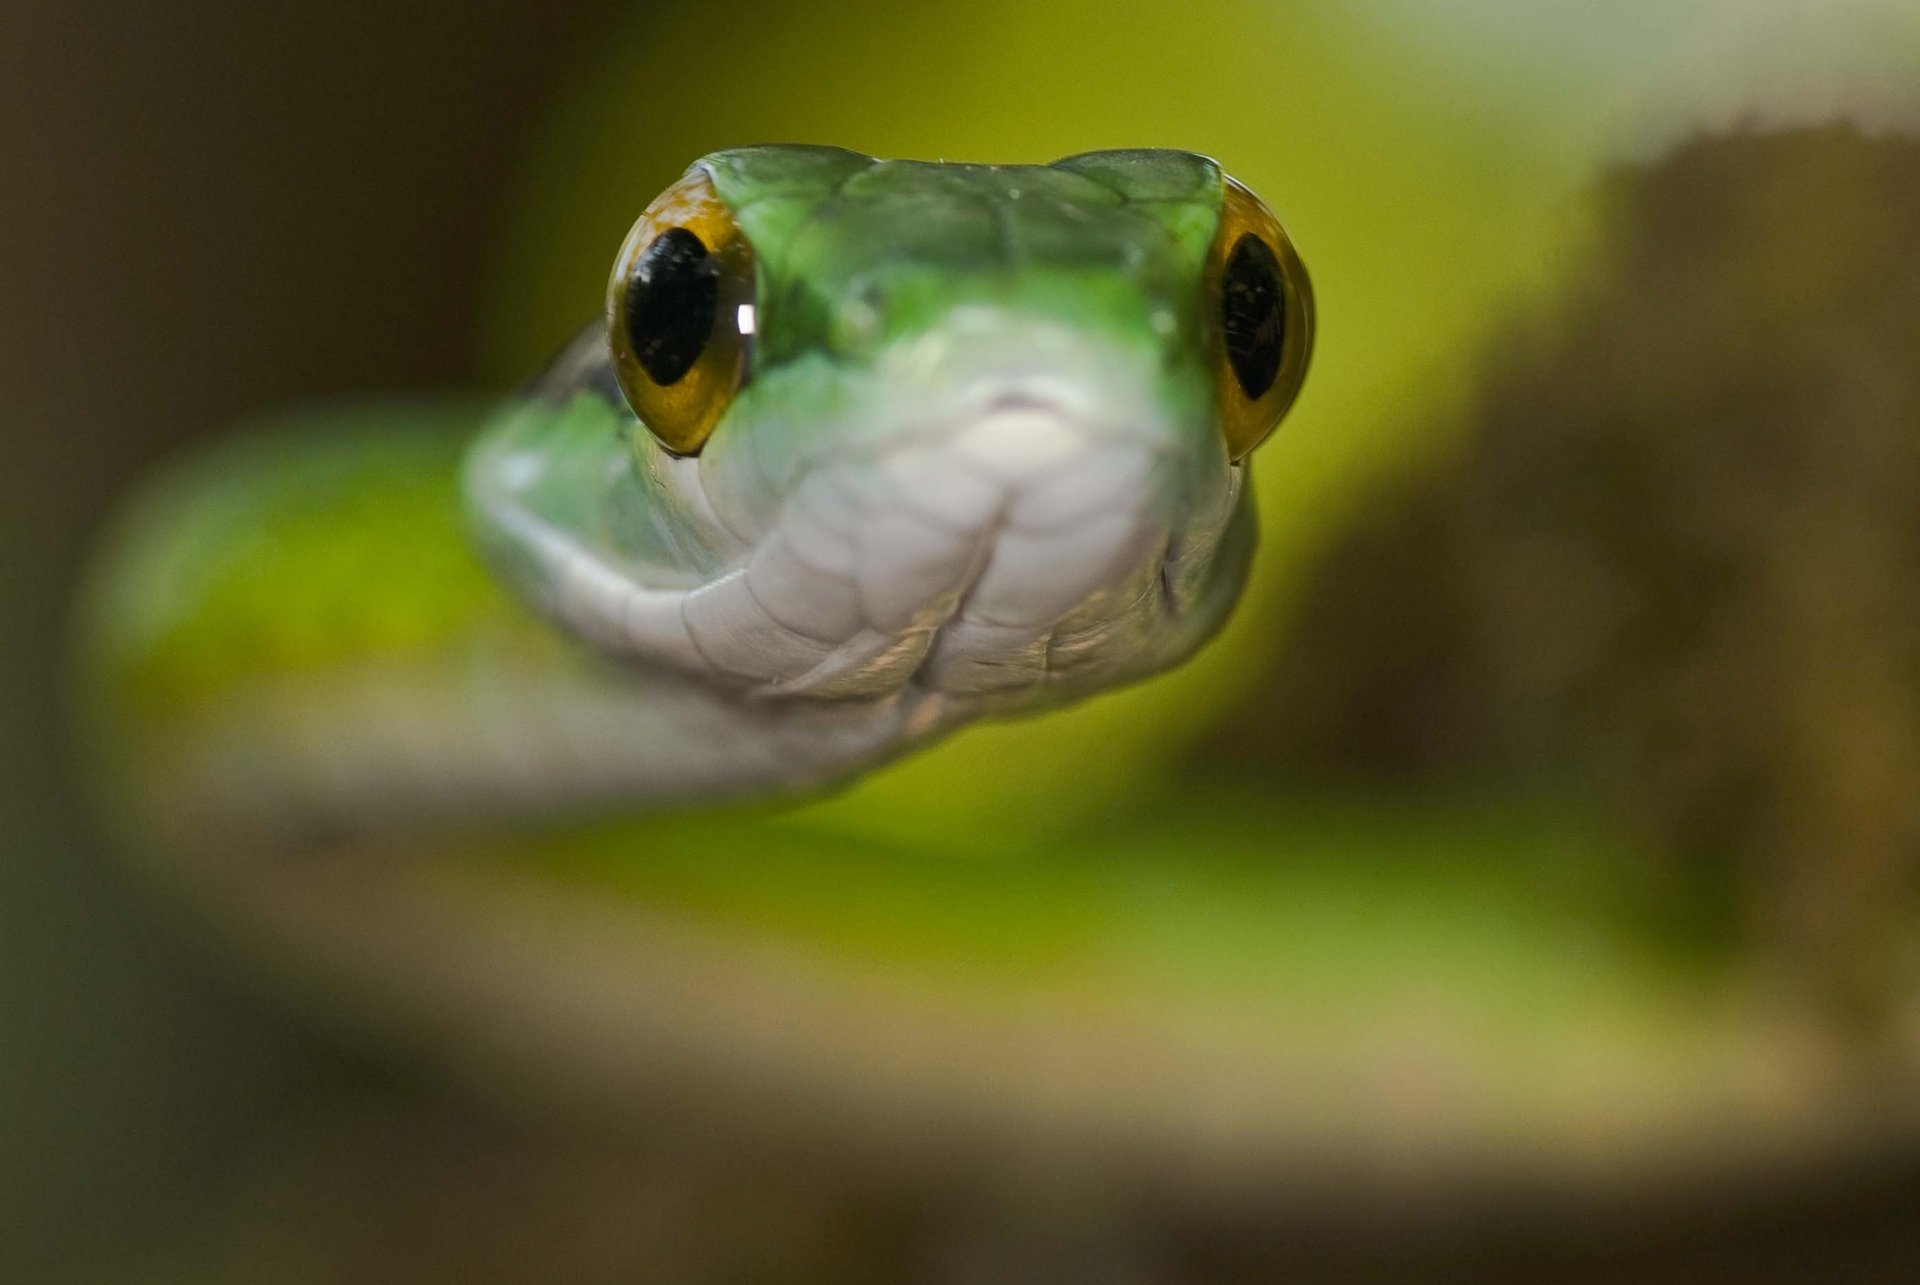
[470,146,1312,716]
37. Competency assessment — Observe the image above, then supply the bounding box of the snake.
[78,146,1311,852]
[71,146,1326,1164]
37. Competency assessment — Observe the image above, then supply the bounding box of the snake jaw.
[470,317,1248,711]
[681,390,1239,707]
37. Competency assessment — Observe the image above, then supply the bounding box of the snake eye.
[1206,176,1313,461]
[608,167,756,456]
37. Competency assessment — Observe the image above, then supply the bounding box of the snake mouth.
[468,373,1238,708]
[904,405,1179,697]
[677,395,1189,703]
[470,311,1247,706]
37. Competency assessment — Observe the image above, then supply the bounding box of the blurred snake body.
[79,146,1312,857]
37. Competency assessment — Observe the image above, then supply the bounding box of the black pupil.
[626,227,718,386]
[1220,233,1285,399]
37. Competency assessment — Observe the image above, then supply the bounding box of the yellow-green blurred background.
[9,0,1920,1280]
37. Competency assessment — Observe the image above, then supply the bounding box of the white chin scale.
[672,399,1179,703]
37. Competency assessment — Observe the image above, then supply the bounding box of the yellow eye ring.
[607,167,756,456]
[1206,176,1314,461]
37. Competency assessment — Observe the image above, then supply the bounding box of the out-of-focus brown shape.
[1212,124,1920,1011]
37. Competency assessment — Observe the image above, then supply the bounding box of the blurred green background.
[9,1,1920,1280]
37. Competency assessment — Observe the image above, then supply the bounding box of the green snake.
[74,147,1861,1185]
[79,146,1311,853]
[69,148,1336,1169]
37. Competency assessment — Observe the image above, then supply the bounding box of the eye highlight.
[1206,176,1313,461]
[607,167,756,456]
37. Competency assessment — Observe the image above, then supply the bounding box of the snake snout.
[869,402,1175,696]
[709,398,1176,700]
[694,338,1227,702]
